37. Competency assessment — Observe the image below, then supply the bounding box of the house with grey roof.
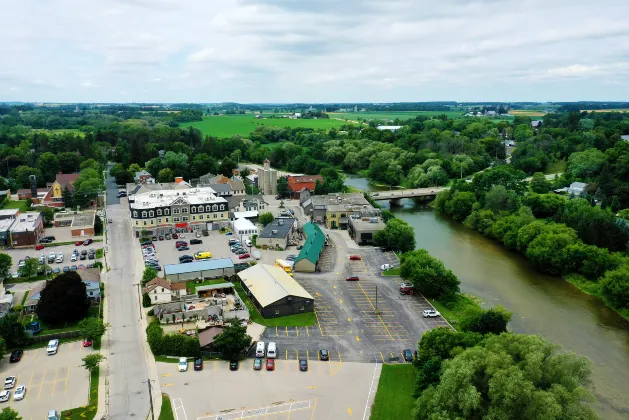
[257,218,297,249]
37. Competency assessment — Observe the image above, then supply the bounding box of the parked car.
[70,265,78,271]
[239,253,250,259]
[179,255,193,263]
[175,241,187,247]
[194,357,203,371]
[108,219,112,223]
[228,239,238,246]
[52,267,60,274]
[299,359,308,372]
[195,231,202,238]
[78,264,86,270]
[35,244,45,250]
[83,239,93,245]
[423,309,441,318]
[117,191,127,197]
[62,266,70,273]
[83,338,92,347]
[190,239,202,245]
[400,283,414,295]
[43,235,56,241]
[74,240,82,246]
[13,385,25,401]
[39,238,51,244]
[158,236,164,241]
[0,390,9,403]
[266,359,275,371]
[165,234,171,240]
[172,233,178,239]
[88,253,95,260]
[381,264,394,271]
[349,255,362,261]
[80,254,86,260]
[319,349,329,361]
[71,254,78,262]
[4,377,15,390]
[346,275,360,281]
[253,358,262,370]
[178,357,188,372]
[48,252,56,263]
[403,349,413,362]
[9,350,23,363]
[177,246,189,251]
[229,360,239,371]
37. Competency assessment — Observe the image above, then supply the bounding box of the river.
[344,175,629,419]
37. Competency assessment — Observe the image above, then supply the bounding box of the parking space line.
[37,369,46,400]
[276,326,278,337]
[285,326,288,336]
[285,349,288,360]
[51,368,59,396]
[65,364,70,394]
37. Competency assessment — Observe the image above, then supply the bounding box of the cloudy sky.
[1,0,629,103]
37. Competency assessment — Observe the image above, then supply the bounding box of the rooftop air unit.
[272,230,278,235]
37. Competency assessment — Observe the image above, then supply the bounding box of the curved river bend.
[345,176,629,419]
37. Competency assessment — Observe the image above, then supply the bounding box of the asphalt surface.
[105,166,150,420]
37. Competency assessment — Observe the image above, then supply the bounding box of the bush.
[147,309,154,316]
[142,292,152,308]
[145,320,200,357]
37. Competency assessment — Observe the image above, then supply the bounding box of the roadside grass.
[428,293,481,329]
[5,274,50,284]
[159,393,175,420]
[371,364,417,420]
[185,278,227,293]
[3,200,28,212]
[382,267,400,277]
[95,248,104,259]
[62,366,99,420]
[233,282,316,326]
[155,355,181,363]
[545,159,566,174]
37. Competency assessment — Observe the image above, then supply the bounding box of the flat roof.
[0,209,19,218]
[233,210,258,219]
[10,212,41,233]
[195,282,234,292]
[0,219,15,231]
[349,217,386,230]
[259,218,295,239]
[233,217,257,231]
[164,258,235,276]
[310,193,370,208]
[237,264,313,308]
[130,186,226,210]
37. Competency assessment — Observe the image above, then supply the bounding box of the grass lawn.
[159,393,175,420]
[371,364,417,420]
[186,278,228,293]
[61,366,99,420]
[330,110,465,121]
[234,282,316,327]
[95,248,104,259]
[3,200,28,212]
[5,274,49,284]
[428,293,481,329]
[181,115,350,137]
[382,267,400,276]
[545,159,566,174]
[22,306,99,335]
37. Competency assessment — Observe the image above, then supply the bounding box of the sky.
[1,0,629,103]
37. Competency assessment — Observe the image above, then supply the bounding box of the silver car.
[423,309,441,318]
[0,390,9,402]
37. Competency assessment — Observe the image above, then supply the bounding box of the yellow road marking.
[285,326,288,336]
[333,285,336,289]
[296,350,299,359]
[357,281,394,340]
[356,336,360,342]
[348,316,352,322]
[276,326,278,336]
[310,398,318,420]
[285,349,288,360]
[162,373,172,377]
[51,368,59,396]
[65,364,70,395]
[316,292,321,297]
[296,327,299,337]
[338,351,342,363]
[306,326,310,337]
[348,407,353,416]
[37,369,46,400]
[314,311,324,336]
[214,361,217,372]
[307,350,309,360]
[163,383,173,387]
[339,299,343,304]
[307,386,316,389]
[379,352,385,363]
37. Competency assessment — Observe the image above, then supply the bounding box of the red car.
[239,253,250,259]
[349,255,362,261]
[35,244,45,250]
[83,338,92,347]
[75,240,83,246]
[346,275,360,281]
[266,359,275,371]
[172,233,179,239]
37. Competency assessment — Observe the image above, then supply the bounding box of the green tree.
[459,306,512,335]
[190,153,218,178]
[526,232,577,274]
[259,212,274,226]
[19,258,39,278]
[37,152,60,182]
[81,353,105,372]
[472,165,528,196]
[484,185,520,213]
[567,148,606,179]
[57,152,82,173]
[601,266,629,309]
[414,333,598,420]
[452,154,474,179]
[0,407,23,420]
[157,168,174,183]
[219,157,237,177]
[36,272,89,326]
[400,249,460,299]
[523,193,565,218]
[142,267,158,285]
[530,172,551,193]
[374,218,416,253]
[212,319,252,359]
[0,254,12,279]
[13,165,43,188]
[276,176,289,198]
[77,317,108,341]
[109,163,124,178]
[0,314,28,348]
[142,292,152,308]
[445,191,476,221]
[115,169,133,185]
[62,185,74,209]
[127,163,142,174]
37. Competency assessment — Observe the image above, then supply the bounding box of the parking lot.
[6,242,103,275]
[158,359,380,420]
[0,341,92,419]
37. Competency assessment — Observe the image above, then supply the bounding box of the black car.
[63,266,70,273]
[190,239,202,245]
[229,360,239,371]
[81,249,88,255]
[52,267,60,274]
[403,349,413,362]
[39,238,51,244]
[80,254,87,260]
[43,236,55,241]
[9,350,23,363]
[299,359,308,372]
[88,253,95,260]
[179,254,193,261]
[151,236,157,241]
[140,241,152,246]
[319,349,329,361]
[194,357,203,371]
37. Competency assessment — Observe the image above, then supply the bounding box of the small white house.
[231,217,258,236]
[143,278,174,304]
[376,125,402,132]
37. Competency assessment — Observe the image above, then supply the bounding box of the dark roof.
[259,218,296,239]
[144,277,172,292]
[295,222,325,265]
[77,268,101,283]
[55,173,80,190]
[208,184,232,193]
[199,327,224,348]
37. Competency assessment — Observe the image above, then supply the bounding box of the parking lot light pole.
[143,378,155,420]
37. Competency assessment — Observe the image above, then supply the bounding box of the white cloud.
[0,0,628,102]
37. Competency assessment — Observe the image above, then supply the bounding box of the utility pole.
[143,379,155,420]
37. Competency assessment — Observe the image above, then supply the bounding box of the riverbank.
[565,273,629,320]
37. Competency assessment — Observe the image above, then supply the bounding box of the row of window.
[133,213,226,226]
[132,203,226,219]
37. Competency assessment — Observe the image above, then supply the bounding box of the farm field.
[329,110,465,121]
[181,114,351,137]
[581,109,629,113]
[510,110,547,117]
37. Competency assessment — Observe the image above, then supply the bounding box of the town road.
[105,167,150,419]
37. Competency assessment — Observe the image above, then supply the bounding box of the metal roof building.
[164,258,235,283]
[294,222,325,272]
[237,264,314,318]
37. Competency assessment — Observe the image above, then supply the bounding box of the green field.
[3,200,29,212]
[181,115,351,138]
[371,364,417,420]
[329,110,465,121]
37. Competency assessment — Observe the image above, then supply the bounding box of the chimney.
[29,175,37,198]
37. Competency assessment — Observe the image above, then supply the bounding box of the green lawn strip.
[427,293,481,329]
[544,159,566,175]
[61,366,99,420]
[158,393,175,420]
[22,336,81,350]
[565,274,629,320]
[20,291,28,306]
[371,364,417,420]
[2,200,28,212]
[185,278,227,293]
[233,282,316,327]
[5,274,50,284]
[155,355,182,363]
[95,248,104,259]
[382,267,400,277]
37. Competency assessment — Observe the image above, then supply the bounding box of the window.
[157,209,162,216]
[331,213,336,218]
[173,217,180,222]
[183,216,189,222]
[157,218,162,224]
[165,217,169,223]
[220,204,225,210]
[212,204,218,211]
[164,209,170,215]
[143,221,147,226]
[274,309,280,315]
[154,295,157,301]
[191,207,196,213]
[214,213,217,219]
[135,221,139,226]
[198,205,204,213]
[89,292,93,296]
[198,214,204,220]
[182,207,188,214]
[142,211,147,218]
[192,216,196,221]
[149,211,154,217]
[220,213,224,219]
[206,205,211,212]
[133,211,138,218]
[173,208,180,214]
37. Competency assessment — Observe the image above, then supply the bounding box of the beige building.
[258,159,277,195]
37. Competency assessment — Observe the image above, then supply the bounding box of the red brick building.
[286,175,323,198]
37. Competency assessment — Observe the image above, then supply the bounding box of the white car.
[55,253,64,263]
[380,264,394,271]
[178,357,188,372]
[195,232,201,238]
[4,377,15,390]
[0,390,9,402]
[13,385,25,401]
[70,254,77,262]
[47,339,59,355]
[423,309,441,318]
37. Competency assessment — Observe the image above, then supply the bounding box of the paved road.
[105,166,150,419]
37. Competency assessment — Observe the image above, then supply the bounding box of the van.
[255,342,265,358]
[267,342,277,359]
[194,251,212,260]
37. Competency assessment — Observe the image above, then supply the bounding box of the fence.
[30,330,81,343]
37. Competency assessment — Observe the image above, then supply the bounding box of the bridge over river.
[369,187,448,201]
